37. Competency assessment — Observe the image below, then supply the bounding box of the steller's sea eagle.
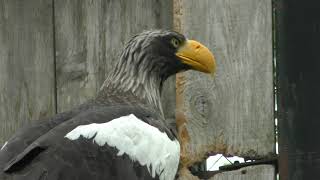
[0,30,215,180]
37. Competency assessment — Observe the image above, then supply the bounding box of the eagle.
[0,30,215,180]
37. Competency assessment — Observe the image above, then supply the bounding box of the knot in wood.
[190,92,211,120]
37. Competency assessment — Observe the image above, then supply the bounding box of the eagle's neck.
[98,49,165,117]
[99,72,163,116]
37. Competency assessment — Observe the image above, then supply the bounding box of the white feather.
[65,114,180,180]
[1,141,8,150]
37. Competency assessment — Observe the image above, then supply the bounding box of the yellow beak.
[176,40,216,74]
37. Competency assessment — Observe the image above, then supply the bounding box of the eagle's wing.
[0,102,91,170]
[1,105,179,180]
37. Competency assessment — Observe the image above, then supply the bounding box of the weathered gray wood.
[177,165,275,180]
[175,0,274,169]
[0,0,55,144]
[55,0,174,116]
[210,165,275,180]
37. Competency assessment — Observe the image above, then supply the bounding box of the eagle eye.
[170,38,180,48]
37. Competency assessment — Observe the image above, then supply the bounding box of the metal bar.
[219,157,278,171]
[194,157,278,179]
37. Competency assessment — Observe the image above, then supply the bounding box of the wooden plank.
[276,0,320,179]
[210,165,275,180]
[0,0,55,144]
[177,165,275,180]
[175,0,274,170]
[54,0,174,117]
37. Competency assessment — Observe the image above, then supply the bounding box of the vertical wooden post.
[175,0,274,179]
[0,0,56,144]
[276,0,320,179]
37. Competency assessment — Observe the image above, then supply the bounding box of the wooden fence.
[0,0,274,179]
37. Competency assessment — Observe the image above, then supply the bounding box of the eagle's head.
[100,30,216,113]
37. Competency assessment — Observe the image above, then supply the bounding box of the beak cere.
[176,40,216,75]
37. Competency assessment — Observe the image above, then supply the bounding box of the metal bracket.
[194,156,278,179]
[219,156,278,171]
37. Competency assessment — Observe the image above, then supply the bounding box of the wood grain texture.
[177,165,275,180]
[54,0,174,116]
[210,165,275,180]
[0,0,55,144]
[175,0,274,167]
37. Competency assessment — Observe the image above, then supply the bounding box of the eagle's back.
[0,102,176,180]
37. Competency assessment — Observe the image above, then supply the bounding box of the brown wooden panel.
[175,0,274,169]
[276,0,320,179]
[0,0,55,144]
[54,0,174,117]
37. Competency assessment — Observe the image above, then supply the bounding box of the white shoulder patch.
[1,141,8,150]
[65,114,180,180]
